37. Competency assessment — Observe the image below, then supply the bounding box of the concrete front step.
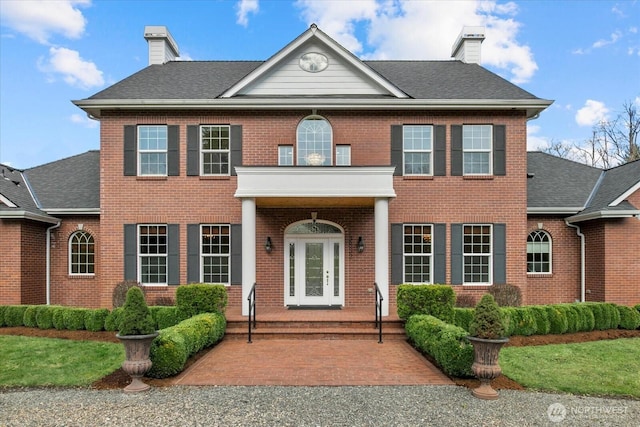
[224,320,407,341]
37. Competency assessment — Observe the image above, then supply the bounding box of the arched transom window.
[297,117,332,166]
[527,230,551,273]
[69,231,95,275]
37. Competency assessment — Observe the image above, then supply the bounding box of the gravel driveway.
[1,385,638,426]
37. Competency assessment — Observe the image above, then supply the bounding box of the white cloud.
[526,124,549,151]
[70,113,98,128]
[236,0,259,27]
[575,100,609,127]
[295,0,537,83]
[592,31,621,49]
[0,0,89,44]
[38,47,104,89]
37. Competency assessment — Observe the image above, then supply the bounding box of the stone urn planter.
[467,336,509,400]
[116,332,159,393]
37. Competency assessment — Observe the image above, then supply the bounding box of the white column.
[374,197,389,316]
[241,198,256,316]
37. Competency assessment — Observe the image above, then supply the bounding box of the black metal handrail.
[247,283,256,343]
[374,282,383,343]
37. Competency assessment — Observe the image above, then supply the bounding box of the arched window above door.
[287,221,342,234]
[297,117,332,166]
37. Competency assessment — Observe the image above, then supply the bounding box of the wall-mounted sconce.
[311,211,317,224]
[265,237,272,253]
[357,236,364,253]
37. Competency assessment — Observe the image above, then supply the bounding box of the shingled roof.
[527,152,640,222]
[25,150,100,212]
[0,164,55,223]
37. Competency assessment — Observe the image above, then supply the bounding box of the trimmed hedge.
[35,306,57,329]
[618,305,640,330]
[23,306,38,328]
[63,308,87,331]
[396,284,455,323]
[4,305,29,327]
[405,314,473,377]
[453,307,474,332]
[148,312,226,379]
[176,284,228,319]
[104,307,123,332]
[85,308,109,332]
[528,306,551,335]
[150,306,185,330]
[501,307,537,337]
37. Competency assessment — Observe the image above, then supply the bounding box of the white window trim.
[200,224,231,286]
[296,115,333,166]
[403,125,433,176]
[68,230,95,276]
[138,125,168,177]
[278,145,294,166]
[403,223,433,284]
[462,124,492,176]
[527,230,553,275]
[462,223,493,286]
[138,224,168,286]
[200,125,231,176]
[336,145,351,166]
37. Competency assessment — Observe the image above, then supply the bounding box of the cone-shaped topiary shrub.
[118,286,156,336]
[469,294,505,339]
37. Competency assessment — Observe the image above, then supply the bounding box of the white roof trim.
[566,209,640,223]
[44,208,100,215]
[0,194,17,208]
[527,207,583,215]
[235,166,396,198]
[219,25,407,99]
[0,210,60,224]
[609,180,640,206]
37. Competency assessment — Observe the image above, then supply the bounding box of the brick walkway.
[172,338,453,386]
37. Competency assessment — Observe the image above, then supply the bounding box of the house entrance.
[284,221,344,307]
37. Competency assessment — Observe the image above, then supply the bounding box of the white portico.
[235,166,396,316]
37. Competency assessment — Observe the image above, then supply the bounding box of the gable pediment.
[222,25,407,99]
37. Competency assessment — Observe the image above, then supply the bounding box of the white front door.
[285,235,344,307]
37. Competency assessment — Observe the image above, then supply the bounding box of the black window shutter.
[187,125,200,176]
[124,224,137,280]
[493,125,506,176]
[433,224,446,283]
[187,224,200,283]
[230,224,242,284]
[493,223,506,284]
[451,224,463,285]
[434,125,446,176]
[167,224,180,285]
[391,223,403,285]
[230,125,242,176]
[390,125,403,176]
[167,125,180,176]
[451,125,463,176]
[124,126,137,176]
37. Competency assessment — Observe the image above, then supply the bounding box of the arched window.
[527,230,551,273]
[297,117,332,166]
[69,231,95,275]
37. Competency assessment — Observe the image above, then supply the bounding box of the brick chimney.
[144,26,179,65]
[451,26,485,64]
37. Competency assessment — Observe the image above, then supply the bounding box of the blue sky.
[1,0,638,169]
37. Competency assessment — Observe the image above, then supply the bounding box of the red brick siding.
[97,109,529,309]
[526,216,582,304]
[0,220,24,305]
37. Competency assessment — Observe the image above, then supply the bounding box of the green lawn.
[0,336,124,388]
[500,338,640,398]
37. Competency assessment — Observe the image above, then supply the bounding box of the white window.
[201,125,230,175]
[201,225,230,284]
[463,125,492,175]
[69,231,94,275]
[139,225,167,285]
[403,125,432,175]
[403,224,433,283]
[279,145,294,166]
[463,224,492,284]
[138,126,167,176]
[336,145,351,166]
[527,230,551,273]
[297,117,332,166]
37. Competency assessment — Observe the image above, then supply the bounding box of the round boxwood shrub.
[4,305,28,327]
[573,304,595,332]
[23,306,39,328]
[618,305,640,330]
[529,306,551,335]
[85,308,109,332]
[545,305,568,334]
[35,305,57,329]
[52,307,66,330]
[63,308,86,331]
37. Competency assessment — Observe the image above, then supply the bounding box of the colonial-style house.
[1,25,638,314]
